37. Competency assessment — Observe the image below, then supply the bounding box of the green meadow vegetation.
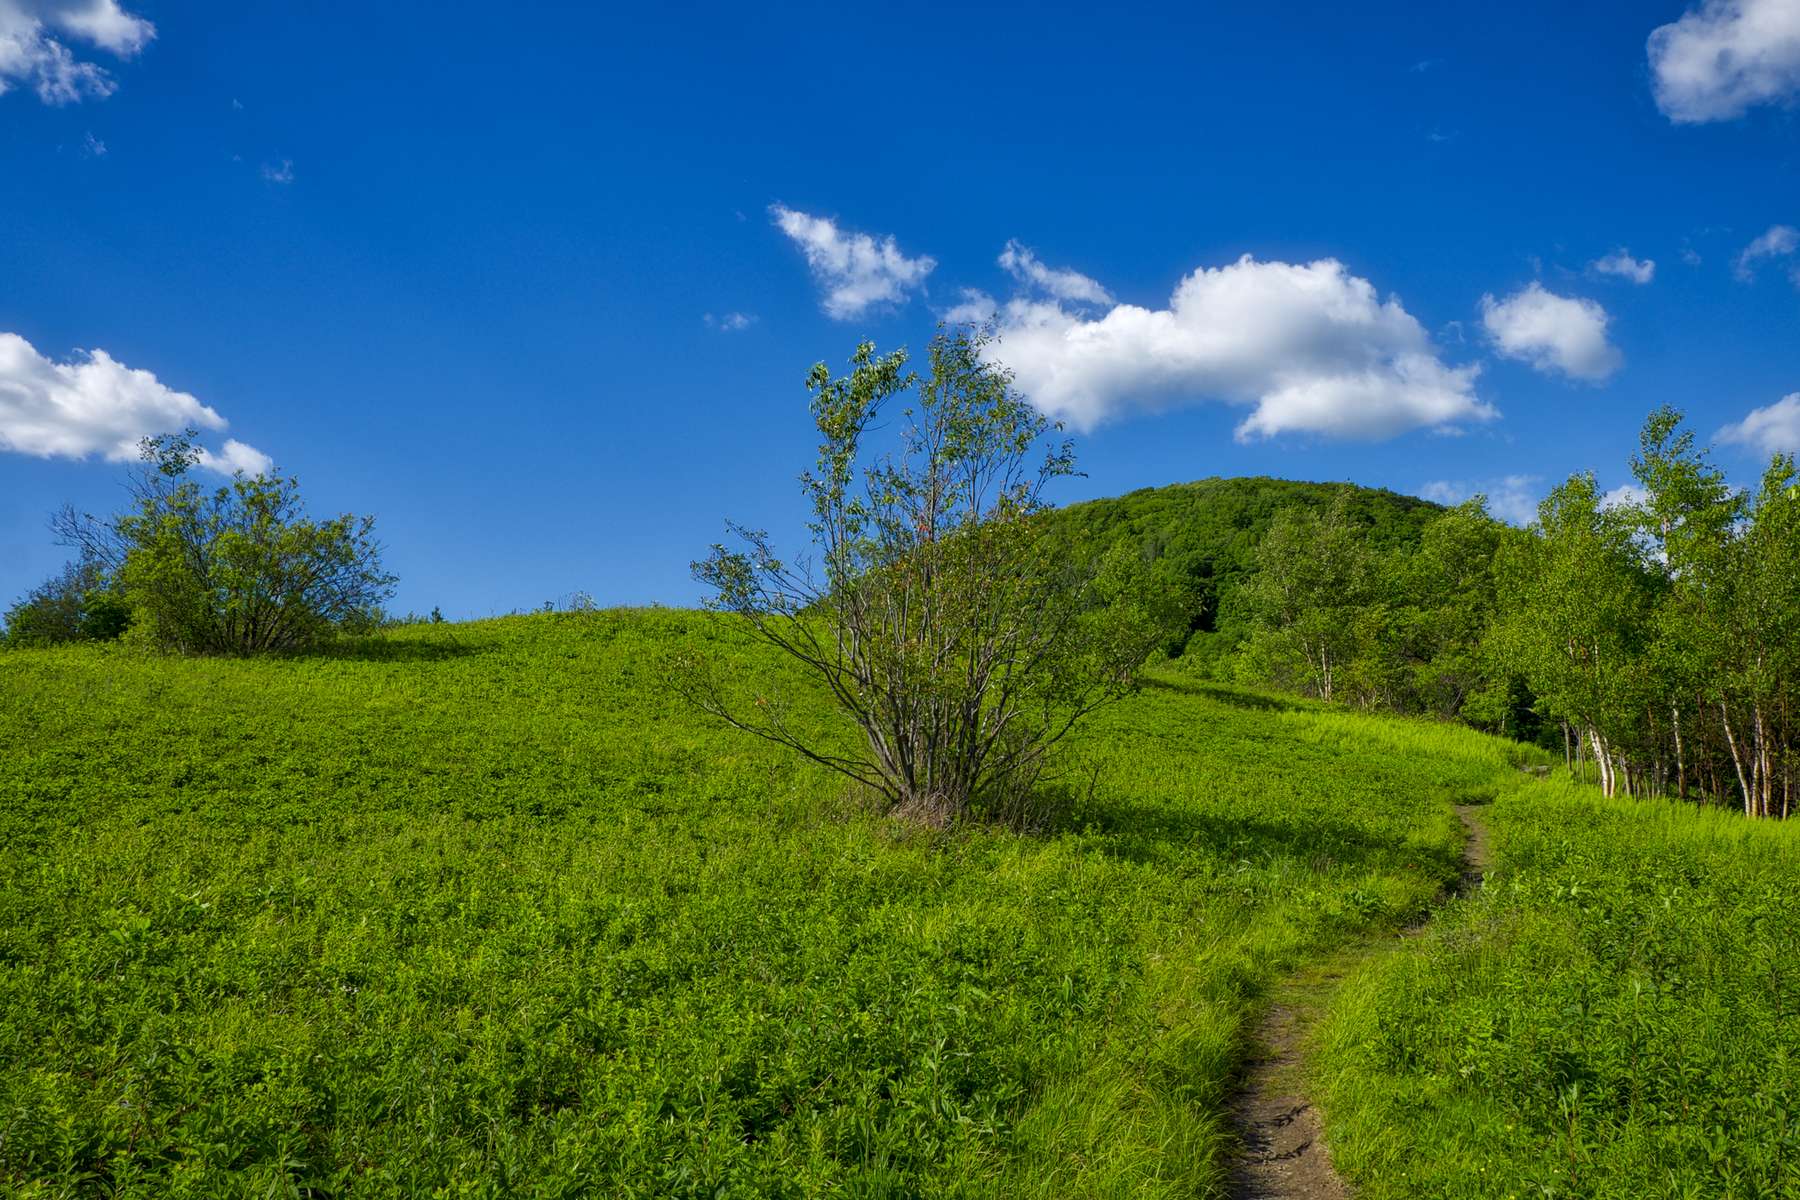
[2,611,1530,1198]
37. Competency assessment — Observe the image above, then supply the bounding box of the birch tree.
[1237,492,1379,704]
[1492,474,1657,798]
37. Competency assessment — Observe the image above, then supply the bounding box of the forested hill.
[1047,476,1443,635]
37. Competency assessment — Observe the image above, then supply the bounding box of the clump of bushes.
[0,559,131,648]
[12,429,396,656]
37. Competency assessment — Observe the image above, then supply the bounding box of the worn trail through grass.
[1226,805,1494,1200]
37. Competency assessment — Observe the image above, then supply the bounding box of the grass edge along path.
[1226,805,1495,1200]
[1313,780,1800,1198]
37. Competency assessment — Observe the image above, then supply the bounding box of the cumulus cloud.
[770,205,935,320]
[972,255,1492,441]
[0,332,268,475]
[1649,0,1800,123]
[1480,283,1622,382]
[1420,475,1542,526]
[1717,392,1800,455]
[1591,249,1656,284]
[1733,224,1798,280]
[0,0,153,104]
[997,240,1113,305]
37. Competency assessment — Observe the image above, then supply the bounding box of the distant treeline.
[1053,412,1799,817]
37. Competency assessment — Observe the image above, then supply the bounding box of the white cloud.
[1734,224,1798,279]
[261,159,294,184]
[0,0,152,104]
[1717,392,1800,455]
[975,255,1492,441]
[997,240,1113,305]
[1649,0,1800,123]
[942,287,999,327]
[0,332,267,475]
[1591,249,1656,284]
[703,311,755,332]
[1600,483,1650,511]
[770,205,935,320]
[197,438,274,477]
[1480,283,1622,382]
[1420,475,1541,526]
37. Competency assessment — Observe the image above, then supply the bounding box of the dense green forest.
[1043,475,1444,651]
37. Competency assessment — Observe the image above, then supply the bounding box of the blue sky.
[3,0,1798,617]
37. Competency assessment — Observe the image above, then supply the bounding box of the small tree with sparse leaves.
[685,330,1168,825]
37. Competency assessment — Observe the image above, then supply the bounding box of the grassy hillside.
[1318,782,1800,1197]
[1045,476,1443,642]
[0,609,1527,1199]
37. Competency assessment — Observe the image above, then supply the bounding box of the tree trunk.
[1754,703,1772,820]
[1589,727,1613,798]
[1720,701,1753,817]
[1672,702,1687,800]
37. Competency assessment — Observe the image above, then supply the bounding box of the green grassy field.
[0,609,1539,1199]
[1317,780,1800,1199]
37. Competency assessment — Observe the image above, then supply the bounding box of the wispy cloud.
[261,159,295,184]
[997,239,1112,305]
[703,311,756,332]
[0,331,268,475]
[1590,249,1655,284]
[1649,0,1800,123]
[770,205,935,320]
[1480,283,1622,382]
[0,0,154,105]
[1733,224,1798,280]
[963,253,1493,442]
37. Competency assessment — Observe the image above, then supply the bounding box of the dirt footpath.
[1225,805,1490,1199]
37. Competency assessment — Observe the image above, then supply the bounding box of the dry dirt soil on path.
[1225,805,1493,1200]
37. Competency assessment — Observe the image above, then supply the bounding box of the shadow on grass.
[286,635,487,663]
[1059,790,1465,883]
[1142,675,1311,714]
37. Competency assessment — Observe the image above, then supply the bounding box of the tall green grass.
[0,610,1521,1198]
[1317,778,1800,1198]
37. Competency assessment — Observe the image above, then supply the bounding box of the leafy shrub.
[54,431,395,655]
[1,559,130,647]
